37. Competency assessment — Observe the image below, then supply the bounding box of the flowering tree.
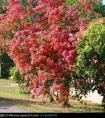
[9,0,81,106]
[0,0,101,107]
[0,0,34,78]
[0,0,35,53]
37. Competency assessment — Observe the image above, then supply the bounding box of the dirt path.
[0,100,29,113]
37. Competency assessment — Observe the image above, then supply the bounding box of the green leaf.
[45,79,54,90]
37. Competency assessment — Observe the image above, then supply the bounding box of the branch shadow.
[0,97,33,113]
[0,97,34,106]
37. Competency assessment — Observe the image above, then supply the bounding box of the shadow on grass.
[0,97,104,113]
[0,97,31,113]
[0,100,15,109]
[0,97,35,105]
[0,97,40,112]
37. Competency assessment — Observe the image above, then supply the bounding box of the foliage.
[76,20,105,107]
[66,0,75,5]
[9,66,20,83]
[0,0,34,53]
[73,0,101,19]
[0,0,7,14]
[93,0,105,17]
[9,66,29,94]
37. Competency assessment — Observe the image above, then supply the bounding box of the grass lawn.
[0,79,104,113]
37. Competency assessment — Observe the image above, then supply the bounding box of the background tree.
[0,0,7,14]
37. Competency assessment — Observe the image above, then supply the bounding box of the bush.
[76,20,105,109]
[9,66,29,94]
[9,66,20,83]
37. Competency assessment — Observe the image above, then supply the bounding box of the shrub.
[9,66,29,94]
[76,20,105,109]
[9,66,20,83]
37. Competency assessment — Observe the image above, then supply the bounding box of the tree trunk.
[102,95,105,111]
[61,81,71,108]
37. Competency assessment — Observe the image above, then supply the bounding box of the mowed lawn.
[0,79,104,113]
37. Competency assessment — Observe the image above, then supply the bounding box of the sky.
[103,0,105,4]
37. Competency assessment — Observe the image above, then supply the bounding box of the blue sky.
[103,0,105,4]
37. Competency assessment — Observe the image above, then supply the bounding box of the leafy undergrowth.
[0,79,104,113]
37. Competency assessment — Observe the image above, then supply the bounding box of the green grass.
[0,79,104,113]
[0,79,30,100]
